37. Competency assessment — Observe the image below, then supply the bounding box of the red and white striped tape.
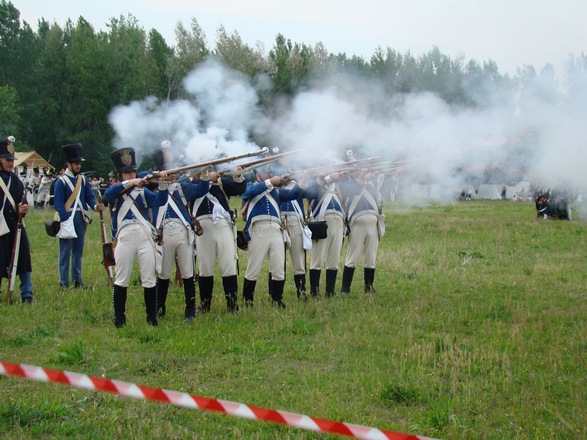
[1,361,435,440]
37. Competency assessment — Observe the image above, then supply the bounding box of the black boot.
[309,269,321,298]
[197,276,213,315]
[242,278,256,307]
[270,279,286,309]
[294,274,307,300]
[267,272,273,299]
[364,268,376,293]
[222,275,239,313]
[113,284,127,328]
[156,277,170,318]
[184,276,198,321]
[325,269,338,297]
[144,286,158,327]
[341,266,355,295]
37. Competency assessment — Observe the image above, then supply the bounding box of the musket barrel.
[220,157,280,176]
[6,191,27,304]
[218,147,312,176]
[286,156,381,178]
[145,149,267,180]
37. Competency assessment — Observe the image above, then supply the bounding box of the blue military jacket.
[241,179,302,240]
[53,170,96,222]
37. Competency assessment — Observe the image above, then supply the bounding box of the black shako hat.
[154,140,174,171]
[152,149,173,171]
[110,148,137,173]
[0,137,16,160]
[62,143,85,162]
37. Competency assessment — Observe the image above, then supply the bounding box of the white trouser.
[114,223,158,288]
[310,212,344,271]
[245,220,285,281]
[195,217,237,277]
[159,222,195,279]
[345,213,379,269]
[284,215,306,275]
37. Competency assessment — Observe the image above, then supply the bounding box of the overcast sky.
[12,0,586,79]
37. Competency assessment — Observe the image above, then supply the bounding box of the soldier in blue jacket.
[151,143,210,322]
[340,169,385,294]
[53,143,104,288]
[105,148,168,328]
[278,178,308,300]
[191,166,246,313]
[240,165,302,308]
[303,172,347,298]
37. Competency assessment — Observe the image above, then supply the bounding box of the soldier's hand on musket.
[95,203,105,212]
[195,166,211,181]
[327,172,344,182]
[129,177,148,187]
[18,202,28,215]
[270,175,284,187]
[161,172,175,181]
[362,168,376,182]
[209,171,220,182]
[232,166,243,179]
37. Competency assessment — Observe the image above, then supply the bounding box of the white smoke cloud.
[108,97,203,163]
[107,54,586,202]
[108,57,268,166]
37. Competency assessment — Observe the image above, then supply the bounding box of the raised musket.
[285,156,381,179]
[219,157,280,176]
[144,148,270,181]
[6,191,27,304]
[219,147,312,176]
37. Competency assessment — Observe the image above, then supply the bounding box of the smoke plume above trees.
[108,54,587,199]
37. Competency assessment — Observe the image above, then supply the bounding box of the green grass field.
[0,199,585,439]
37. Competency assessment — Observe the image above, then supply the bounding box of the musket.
[145,148,269,181]
[219,157,281,177]
[284,156,381,179]
[219,147,312,176]
[367,157,457,175]
[219,156,280,175]
[98,194,115,285]
[6,191,28,304]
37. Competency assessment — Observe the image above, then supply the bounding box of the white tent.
[14,151,54,171]
[506,181,531,199]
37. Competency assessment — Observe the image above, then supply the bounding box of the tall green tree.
[62,17,112,173]
[167,18,209,100]
[268,33,313,96]
[370,46,404,92]
[104,14,159,103]
[0,0,33,86]
[515,63,560,117]
[147,28,173,98]
[565,52,587,110]
[0,84,19,136]
[0,0,41,146]
[417,46,466,104]
[214,25,267,78]
[29,21,70,160]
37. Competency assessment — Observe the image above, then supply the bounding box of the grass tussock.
[0,199,585,439]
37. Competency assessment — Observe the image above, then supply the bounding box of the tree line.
[1,1,585,177]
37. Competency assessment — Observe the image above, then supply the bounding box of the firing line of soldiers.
[104,143,393,328]
[1,136,391,327]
